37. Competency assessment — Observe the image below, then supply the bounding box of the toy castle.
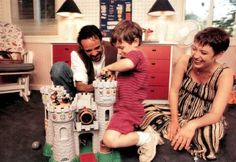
[40,78,118,162]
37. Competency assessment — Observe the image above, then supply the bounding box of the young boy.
[100,20,162,162]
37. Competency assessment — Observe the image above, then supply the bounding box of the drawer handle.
[151,63,156,65]
[65,48,69,51]
[151,76,155,79]
[152,49,156,52]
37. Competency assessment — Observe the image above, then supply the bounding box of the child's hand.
[99,67,114,81]
[100,67,110,76]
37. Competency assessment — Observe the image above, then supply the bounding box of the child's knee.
[102,136,117,148]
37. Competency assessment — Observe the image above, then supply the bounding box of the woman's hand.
[167,120,179,141]
[170,121,196,150]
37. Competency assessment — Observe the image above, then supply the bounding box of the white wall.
[25,43,52,90]
[218,46,236,72]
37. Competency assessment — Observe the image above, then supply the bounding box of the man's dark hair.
[77,25,103,45]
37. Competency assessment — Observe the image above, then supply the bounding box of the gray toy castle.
[40,78,117,162]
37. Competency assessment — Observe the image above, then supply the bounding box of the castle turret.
[40,85,77,162]
[93,79,117,152]
[48,102,76,162]
[40,85,61,156]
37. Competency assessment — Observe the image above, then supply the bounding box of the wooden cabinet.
[52,44,78,65]
[139,44,171,100]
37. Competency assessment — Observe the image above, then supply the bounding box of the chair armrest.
[22,51,34,63]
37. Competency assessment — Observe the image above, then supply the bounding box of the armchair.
[0,21,34,102]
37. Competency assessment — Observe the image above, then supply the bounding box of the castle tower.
[93,79,117,152]
[40,86,57,156]
[41,85,77,162]
[48,103,76,162]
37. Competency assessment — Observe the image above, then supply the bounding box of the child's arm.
[101,58,134,74]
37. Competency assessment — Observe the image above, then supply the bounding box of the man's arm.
[71,51,91,92]
[75,81,94,92]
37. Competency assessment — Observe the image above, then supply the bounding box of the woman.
[140,27,234,160]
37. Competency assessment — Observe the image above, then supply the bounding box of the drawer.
[140,45,170,60]
[53,44,79,55]
[52,44,79,65]
[146,86,169,99]
[148,73,169,86]
[147,59,170,73]
[53,56,71,65]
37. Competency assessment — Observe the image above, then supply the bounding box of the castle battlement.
[93,79,117,88]
[45,102,74,113]
[93,79,117,107]
[72,92,97,111]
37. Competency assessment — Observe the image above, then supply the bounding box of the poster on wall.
[100,0,132,37]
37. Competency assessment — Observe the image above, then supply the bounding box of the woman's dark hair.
[194,27,230,55]
[76,25,103,85]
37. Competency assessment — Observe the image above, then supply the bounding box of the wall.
[27,0,181,89]
[219,46,236,72]
[25,43,52,90]
[58,0,180,42]
[23,0,235,90]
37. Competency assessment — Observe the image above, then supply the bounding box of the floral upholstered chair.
[0,21,34,102]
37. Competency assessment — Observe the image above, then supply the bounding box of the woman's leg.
[189,121,226,160]
[140,105,171,134]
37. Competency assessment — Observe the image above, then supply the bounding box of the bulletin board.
[100,0,132,37]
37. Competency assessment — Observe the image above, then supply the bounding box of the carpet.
[0,91,236,162]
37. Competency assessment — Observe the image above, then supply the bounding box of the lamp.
[56,0,82,17]
[56,0,83,41]
[147,0,175,42]
[148,0,175,16]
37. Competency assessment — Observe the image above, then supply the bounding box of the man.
[50,25,117,97]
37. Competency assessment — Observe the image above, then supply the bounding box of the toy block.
[80,153,97,162]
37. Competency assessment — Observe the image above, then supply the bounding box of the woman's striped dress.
[140,59,228,160]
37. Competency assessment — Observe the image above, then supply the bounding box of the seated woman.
[140,27,234,160]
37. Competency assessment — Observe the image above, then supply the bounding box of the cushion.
[0,51,23,64]
[0,63,34,72]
